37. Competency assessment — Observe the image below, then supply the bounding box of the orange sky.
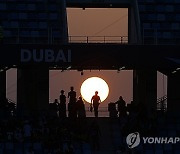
[49,70,133,106]
[67,8,128,36]
[50,8,131,106]
[6,8,167,106]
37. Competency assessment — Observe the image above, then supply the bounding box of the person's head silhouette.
[70,86,74,91]
[95,91,98,95]
[119,96,123,100]
[61,90,64,94]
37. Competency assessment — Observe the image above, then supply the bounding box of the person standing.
[91,91,101,117]
[76,96,86,118]
[115,96,127,118]
[68,86,77,118]
[59,90,66,118]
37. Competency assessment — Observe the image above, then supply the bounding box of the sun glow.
[80,77,109,103]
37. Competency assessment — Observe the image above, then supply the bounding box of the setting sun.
[80,77,109,103]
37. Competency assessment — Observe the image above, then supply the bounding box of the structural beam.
[133,69,157,117]
[16,0,68,118]
[167,72,180,113]
[128,0,142,44]
[0,71,6,100]
[66,0,132,8]
[17,67,49,117]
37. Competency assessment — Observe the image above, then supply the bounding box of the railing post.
[69,36,71,43]
[87,36,88,43]
[68,35,128,44]
[120,36,123,44]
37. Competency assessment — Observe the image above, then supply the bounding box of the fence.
[68,36,128,44]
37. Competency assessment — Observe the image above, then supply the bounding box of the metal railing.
[68,36,128,44]
[3,27,128,44]
[6,97,168,118]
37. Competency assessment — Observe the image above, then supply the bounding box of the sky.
[6,8,167,107]
[49,70,133,107]
[67,8,128,36]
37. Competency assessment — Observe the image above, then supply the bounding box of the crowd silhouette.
[47,87,158,140]
[0,86,155,122]
[0,115,96,153]
[49,86,87,119]
[0,87,169,153]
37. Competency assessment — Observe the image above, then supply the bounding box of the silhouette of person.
[68,86,77,118]
[76,96,86,118]
[51,99,59,117]
[108,102,118,118]
[59,90,66,118]
[91,91,101,117]
[116,96,127,118]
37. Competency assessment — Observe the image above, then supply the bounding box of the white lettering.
[167,138,174,144]
[154,137,161,144]
[161,137,168,144]
[143,137,149,144]
[174,137,180,143]
[141,136,180,145]
[148,137,154,144]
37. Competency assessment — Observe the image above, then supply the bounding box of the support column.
[128,0,142,44]
[17,67,49,117]
[0,71,6,100]
[133,70,157,117]
[167,73,180,113]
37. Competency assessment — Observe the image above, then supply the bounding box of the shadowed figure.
[68,86,77,118]
[59,90,66,118]
[49,99,59,117]
[115,96,127,118]
[76,96,86,118]
[91,91,101,117]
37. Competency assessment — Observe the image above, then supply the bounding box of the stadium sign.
[21,49,71,63]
